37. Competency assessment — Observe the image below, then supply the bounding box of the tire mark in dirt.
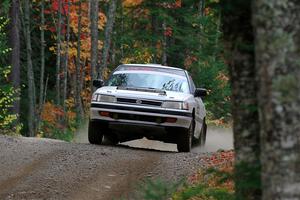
[0,150,61,199]
[70,151,161,200]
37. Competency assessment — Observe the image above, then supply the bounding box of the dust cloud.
[192,125,233,153]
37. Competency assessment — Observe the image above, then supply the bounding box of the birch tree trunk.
[90,0,99,84]
[9,0,20,121]
[56,0,62,105]
[24,0,36,137]
[100,0,117,76]
[254,1,300,199]
[75,0,84,121]
[221,1,261,199]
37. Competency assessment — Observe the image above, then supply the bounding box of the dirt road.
[0,126,232,200]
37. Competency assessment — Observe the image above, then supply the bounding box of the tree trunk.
[75,0,84,121]
[37,0,45,130]
[100,0,117,76]
[197,0,205,52]
[120,1,124,59]
[90,0,99,85]
[9,0,20,122]
[151,13,158,63]
[198,0,205,17]
[221,1,261,199]
[254,1,300,199]
[56,0,62,106]
[24,0,36,137]
[162,21,167,65]
[63,0,71,126]
[111,41,116,66]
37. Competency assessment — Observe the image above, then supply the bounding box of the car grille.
[117,98,162,107]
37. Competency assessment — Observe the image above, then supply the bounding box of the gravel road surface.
[0,126,232,200]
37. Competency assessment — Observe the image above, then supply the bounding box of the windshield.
[106,71,190,93]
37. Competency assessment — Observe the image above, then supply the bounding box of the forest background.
[0,0,230,140]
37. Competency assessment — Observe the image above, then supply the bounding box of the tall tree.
[38,0,46,129]
[197,0,205,51]
[9,0,20,121]
[100,0,117,76]
[199,0,205,16]
[162,21,167,65]
[221,1,261,199]
[56,0,62,105]
[23,0,36,137]
[150,10,158,63]
[63,0,71,118]
[75,0,84,121]
[90,0,99,84]
[254,1,300,199]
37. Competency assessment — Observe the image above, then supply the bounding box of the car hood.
[95,86,192,102]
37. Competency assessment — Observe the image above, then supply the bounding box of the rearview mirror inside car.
[93,79,104,88]
[194,88,207,97]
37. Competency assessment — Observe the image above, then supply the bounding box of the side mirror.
[194,88,207,97]
[93,79,104,88]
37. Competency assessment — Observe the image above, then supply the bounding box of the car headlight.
[162,101,189,110]
[92,94,116,103]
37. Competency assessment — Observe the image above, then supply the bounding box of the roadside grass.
[172,166,234,200]
[173,184,233,200]
[38,121,76,142]
[136,179,183,200]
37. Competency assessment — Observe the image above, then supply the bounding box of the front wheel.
[88,121,104,145]
[177,121,194,152]
[103,134,119,145]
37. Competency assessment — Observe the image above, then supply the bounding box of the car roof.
[120,64,185,72]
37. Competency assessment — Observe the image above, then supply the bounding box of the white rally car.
[89,64,207,152]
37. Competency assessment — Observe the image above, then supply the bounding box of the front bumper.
[90,102,192,129]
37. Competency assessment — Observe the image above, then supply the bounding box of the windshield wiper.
[117,86,166,95]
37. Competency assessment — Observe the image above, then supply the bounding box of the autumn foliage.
[39,102,76,139]
[173,151,235,200]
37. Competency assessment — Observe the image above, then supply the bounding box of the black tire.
[177,121,194,152]
[103,134,119,145]
[200,120,207,147]
[88,121,104,145]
